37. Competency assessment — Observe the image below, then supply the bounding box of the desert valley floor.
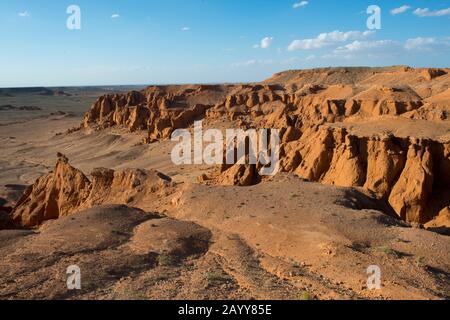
[0,67,449,300]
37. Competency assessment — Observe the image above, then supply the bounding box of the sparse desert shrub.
[415,256,426,267]
[298,291,314,300]
[157,254,176,267]
[204,271,231,283]
[372,245,399,258]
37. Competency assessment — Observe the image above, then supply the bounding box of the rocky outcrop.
[388,143,434,223]
[205,84,426,137]
[12,154,173,227]
[364,137,406,198]
[425,207,450,235]
[12,153,92,227]
[77,67,450,226]
[344,86,423,117]
[83,91,146,129]
[146,103,210,142]
[421,68,447,81]
[81,167,172,209]
[81,68,445,147]
[279,127,449,224]
[216,163,260,187]
[293,127,334,181]
[206,84,294,121]
[321,133,366,187]
[82,85,231,142]
[402,104,449,121]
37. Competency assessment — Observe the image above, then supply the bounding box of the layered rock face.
[208,83,425,128]
[425,207,450,235]
[278,126,450,224]
[69,67,450,225]
[12,154,173,227]
[387,143,434,223]
[82,85,232,142]
[12,154,92,227]
[82,68,449,140]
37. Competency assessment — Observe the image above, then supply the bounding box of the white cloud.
[287,30,375,51]
[390,5,410,15]
[181,27,190,31]
[261,37,274,49]
[231,59,274,68]
[328,37,449,60]
[413,8,450,17]
[335,40,397,53]
[317,39,402,61]
[404,37,436,50]
[111,14,120,19]
[293,1,308,9]
[18,11,30,17]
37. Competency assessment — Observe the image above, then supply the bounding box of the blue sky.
[0,0,449,87]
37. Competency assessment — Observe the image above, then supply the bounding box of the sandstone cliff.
[82,67,449,140]
[12,154,173,227]
[65,67,450,226]
[278,126,450,224]
[82,85,232,142]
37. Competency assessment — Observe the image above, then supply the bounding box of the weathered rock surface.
[425,207,450,235]
[12,154,173,227]
[45,67,450,225]
[12,153,91,227]
[363,137,406,198]
[216,163,260,187]
[82,67,449,141]
[82,85,232,142]
[276,125,450,224]
[388,143,434,223]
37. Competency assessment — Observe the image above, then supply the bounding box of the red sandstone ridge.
[277,125,449,224]
[82,85,233,142]
[68,67,450,228]
[81,67,449,138]
[12,154,173,227]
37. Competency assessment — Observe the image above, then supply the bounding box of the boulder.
[216,163,260,187]
[425,207,450,235]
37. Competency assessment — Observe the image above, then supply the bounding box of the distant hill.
[0,86,146,97]
[0,87,55,97]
